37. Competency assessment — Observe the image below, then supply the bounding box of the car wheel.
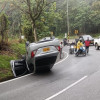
[83,51,86,56]
[95,43,99,50]
[69,49,72,54]
[75,52,78,56]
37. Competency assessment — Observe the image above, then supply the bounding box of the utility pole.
[67,0,70,42]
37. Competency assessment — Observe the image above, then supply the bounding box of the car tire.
[83,51,86,56]
[95,43,99,50]
[75,52,78,56]
[69,49,72,54]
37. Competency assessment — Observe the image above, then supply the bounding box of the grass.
[0,39,26,82]
[0,55,17,81]
[11,43,26,56]
[0,55,17,69]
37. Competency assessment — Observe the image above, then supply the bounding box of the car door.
[10,59,29,77]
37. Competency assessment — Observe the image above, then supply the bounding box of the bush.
[22,26,34,42]
[0,41,10,51]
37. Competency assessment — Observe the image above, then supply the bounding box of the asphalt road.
[0,46,100,100]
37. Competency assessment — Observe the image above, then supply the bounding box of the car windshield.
[83,35,93,40]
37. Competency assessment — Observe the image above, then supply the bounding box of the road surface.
[0,46,100,100]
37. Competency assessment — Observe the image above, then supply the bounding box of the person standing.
[63,38,67,46]
[60,42,63,59]
[85,37,90,53]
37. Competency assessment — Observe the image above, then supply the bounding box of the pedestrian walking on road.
[60,42,63,59]
[85,37,90,53]
[63,38,67,46]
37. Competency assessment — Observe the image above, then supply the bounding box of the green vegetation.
[0,55,16,69]
[0,0,100,40]
[11,43,26,56]
[0,55,15,81]
[0,40,25,81]
[91,33,100,38]
[0,13,8,43]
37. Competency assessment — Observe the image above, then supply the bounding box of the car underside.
[10,37,60,77]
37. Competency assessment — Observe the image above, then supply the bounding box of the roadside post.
[74,30,78,51]
[67,32,69,43]
[75,30,78,37]
[50,32,53,37]
[21,35,25,40]
[65,33,67,38]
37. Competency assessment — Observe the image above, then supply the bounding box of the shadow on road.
[34,70,54,76]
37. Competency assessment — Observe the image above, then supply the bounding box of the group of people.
[76,37,90,53]
[61,37,91,56]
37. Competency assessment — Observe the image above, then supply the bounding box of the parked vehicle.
[69,42,76,54]
[75,46,86,56]
[94,36,100,50]
[10,37,60,77]
[79,35,94,45]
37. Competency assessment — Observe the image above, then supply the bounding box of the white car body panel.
[94,37,100,46]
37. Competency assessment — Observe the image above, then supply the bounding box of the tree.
[46,2,62,35]
[91,0,100,33]
[13,0,48,42]
[0,13,8,43]
[0,0,7,13]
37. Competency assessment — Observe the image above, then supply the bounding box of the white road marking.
[0,73,33,85]
[0,51,69,85]
[55,51,69,65]
[45,76,87,100]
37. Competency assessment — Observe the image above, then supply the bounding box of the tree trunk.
[32,22,37,42]
[6,31,8,42]
[19,21,22,42]
[1,32,4,43]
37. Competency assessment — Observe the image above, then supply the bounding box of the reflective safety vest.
[77,41,83,49]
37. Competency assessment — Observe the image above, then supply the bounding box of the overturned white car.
[10,37,60,77]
